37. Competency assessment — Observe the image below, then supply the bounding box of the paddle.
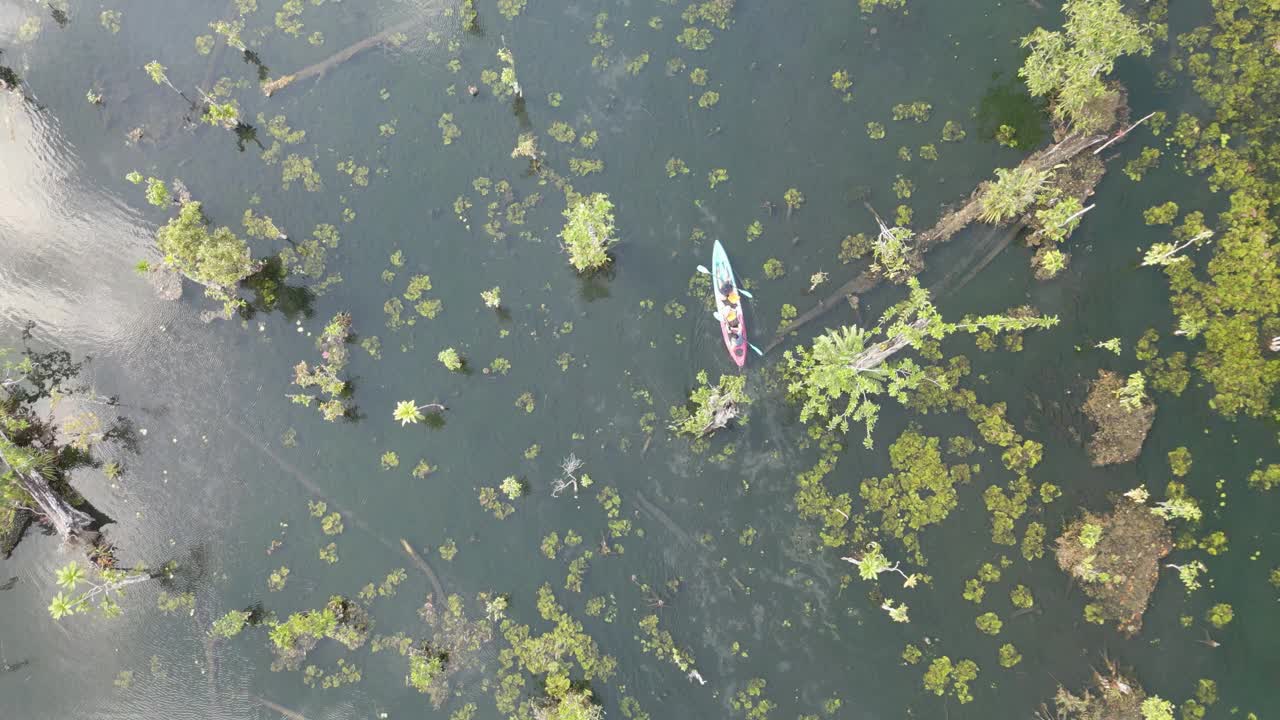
[696,265,754,298]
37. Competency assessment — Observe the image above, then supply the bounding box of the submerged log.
[255,696,310,720]
[765,132,1108,352]
[262,17,423,97]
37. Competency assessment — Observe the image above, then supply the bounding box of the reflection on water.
[0,94,176,357]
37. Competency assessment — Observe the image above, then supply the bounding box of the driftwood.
[262,17,423,96]
[765,131,1108,353]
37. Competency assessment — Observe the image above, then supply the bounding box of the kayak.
[711,240,748,368]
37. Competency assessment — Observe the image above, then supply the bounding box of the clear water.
[1,1,1275,719]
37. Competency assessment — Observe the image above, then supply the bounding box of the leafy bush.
[560,193,617,273]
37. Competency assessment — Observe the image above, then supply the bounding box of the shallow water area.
[1,1,1276,719]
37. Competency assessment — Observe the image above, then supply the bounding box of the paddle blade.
[748,343,765,357]
[737,288,754,299]
[696,265,711,275]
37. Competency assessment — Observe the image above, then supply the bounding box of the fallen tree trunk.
[766,132,1107,353]
[262,17,424,96]
[850,318,929,371]
[0,429,95,543]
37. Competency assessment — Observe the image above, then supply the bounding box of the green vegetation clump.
[1018,0,1153,132]
[439,113,461,145]
[268,596,368,671]
[155,200,257,316]
[1168,447,1192,477]
[941,121,966,142]
[859,0,906,13]
[211,609,252,638]
[922,656,979,704]
[762,258,785,279]
[1205,603,1233,628]
[1135,329,1190,396]
[831,70,852,101]
[1124,147,1161,181]
[979,167,1049,224]
[1143,201,1179,225]
[783,279,1057,446]
[998,644,1022,668]
[1010,585,1033,609]
[730,678,774,719]
[891,102,932,123]
[975,612,1002,635]
[1250,465,1279,491]
[290,313,353,422]
[492,584,616,716]
[268,566,289,592]
[497,0,526,19]
[438,348,464,372]
[860,430,975,563]
[282,154,322,191]
[1145,2,1280,421]
[549,122,576,144]
[669,370,751,439]
[560,193,617,273]
[676,27,714,51]
[839,233,872,263]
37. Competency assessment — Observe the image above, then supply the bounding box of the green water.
[1,1,1276,719]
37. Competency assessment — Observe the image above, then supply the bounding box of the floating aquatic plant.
[438,348,464,372]
[291,313,353,421]
[891,101,932,123]
[941,120,966,142]
[831,70,853,101]
[439,113,461,145]
[560,193,617,273]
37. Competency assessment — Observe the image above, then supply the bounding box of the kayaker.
[724,308,742,340]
